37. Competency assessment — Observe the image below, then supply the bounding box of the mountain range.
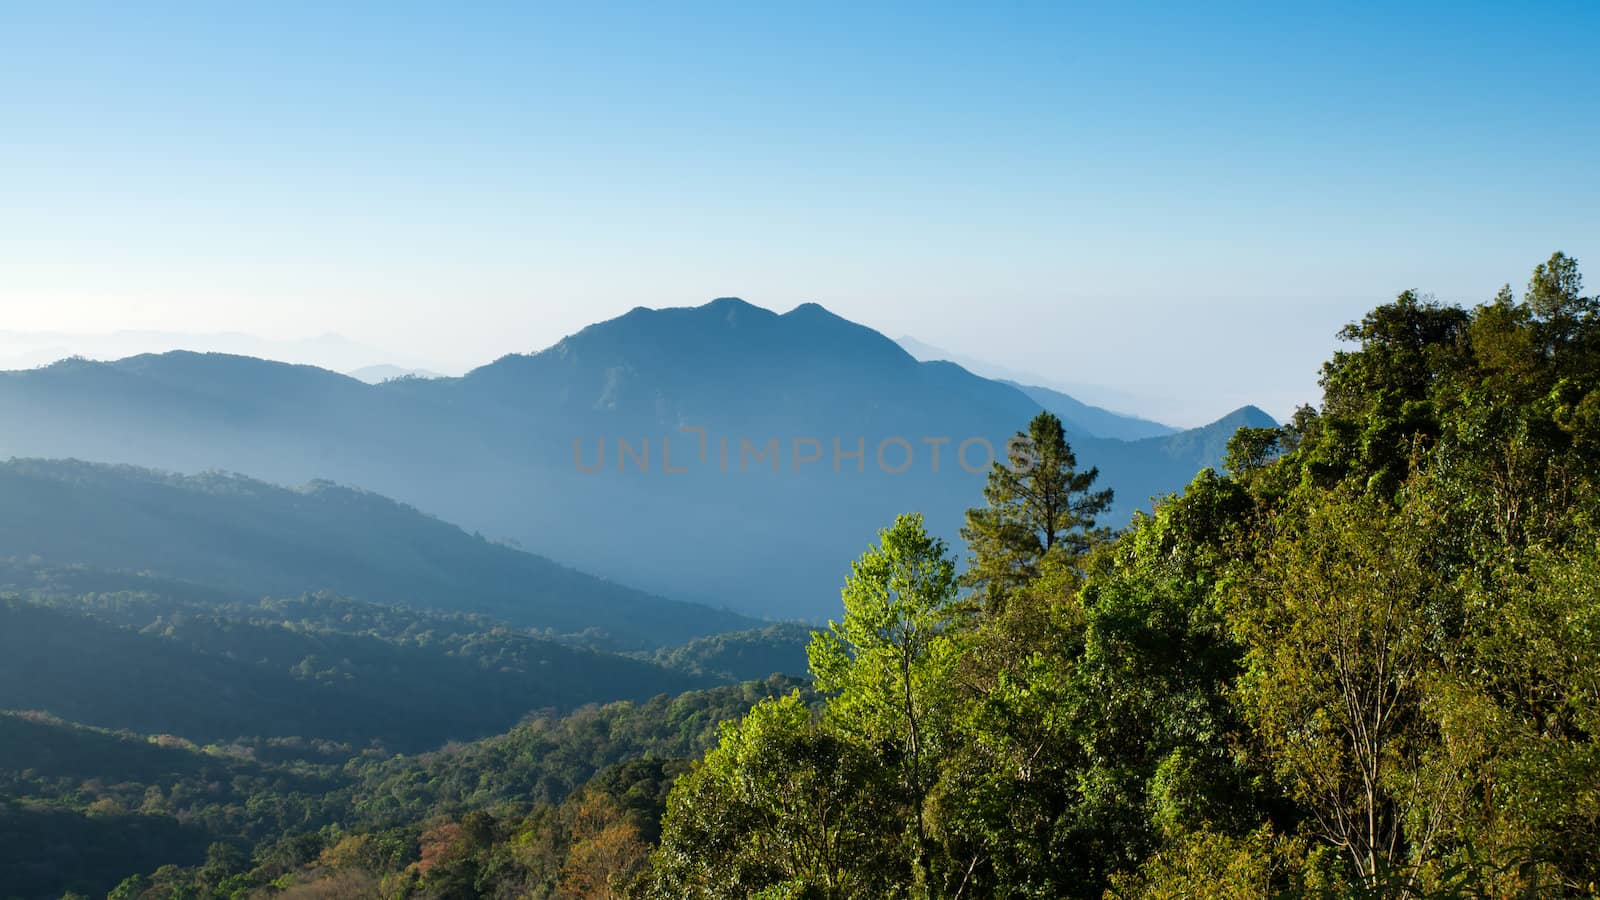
[0,299,1273,619]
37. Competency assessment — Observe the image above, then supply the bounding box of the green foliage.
[0,586,715,751]
[1217,253,1600,895]
[807,512,959,761]
[646,694,903,899]
[1232,489,1449,885]
[346,676,804,827]
[648,623,815,682]
[0,660,795,899]
[960,411,1112,607]
[807,513,961,891]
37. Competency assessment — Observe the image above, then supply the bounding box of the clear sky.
[3,2,1597,425]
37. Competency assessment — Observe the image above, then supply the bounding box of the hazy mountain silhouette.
[1000,381,1178,440]
[0,459,753,647]
[895,334,1165,422]
[0,300,1274,619]
[347,364,443,383]
[0,328,431,374]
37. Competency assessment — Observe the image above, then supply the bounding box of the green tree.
[1223,425,1283,476]
[1526,250,1595,348]
[1425,539,1600,894]
[960,411,1112,609]
[645,693,900,899]
[807,512,960,894]
[933,557,1090,898]
[1072,471,1259,875]
[1230,488,1455,891]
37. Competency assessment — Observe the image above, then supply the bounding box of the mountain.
[1000,380,1178,440]
[1151,403,1279,462]
[0,588,717,750]
[0,328,435,375]
[0,673,801,900]
[0,711,234,899]
[895,335,1164,421]
[0,459,753,648]
[0,301,1274,619]
[646,623,814,683]
[346,363,443,383]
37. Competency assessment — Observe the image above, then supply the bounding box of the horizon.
[6,3,1597,426]
[0,295,1282,426]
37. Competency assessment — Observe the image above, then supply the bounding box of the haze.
[4,2,1597,425]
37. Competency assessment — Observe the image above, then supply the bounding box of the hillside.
[0,586,716,749]
[0,675,800,899]
[0,459,753,648]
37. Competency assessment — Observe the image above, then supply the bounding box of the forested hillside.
[0,561,803,897]
[0,590,717,750]
[0,460,754,648]
[0,677,802,898]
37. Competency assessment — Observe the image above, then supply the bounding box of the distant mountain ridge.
[0,299,1274,619]
[0,459,753,648]
[895,335,1166,423]
[347,364,443,383]
[1000,380,1179,441]
[0,327,434,374]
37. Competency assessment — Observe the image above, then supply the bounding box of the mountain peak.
[784,301,835,317]
[1220,405,1278,429]
[700,297,775,327]
[537,297,900,364]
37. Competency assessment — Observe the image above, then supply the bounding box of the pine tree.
[960,411,1112,609]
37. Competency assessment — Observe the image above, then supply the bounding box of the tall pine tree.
[960,411,1112,609]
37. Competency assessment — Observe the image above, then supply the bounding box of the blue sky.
[3,2,1597,424]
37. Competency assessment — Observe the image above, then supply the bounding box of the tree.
[1526,251,1595,349]
[1426,539,1600,894]
[961,411,1112,609]
[807,512,961,894]
[1223,426,1283,476]
[557,792,650,898]
[644,693,900,899]
[1231,490,1451,890]
[934,550,1092,898]
[1108,827,1320,900]
[1308,289,1469,493]
[1070,471,1259,878]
